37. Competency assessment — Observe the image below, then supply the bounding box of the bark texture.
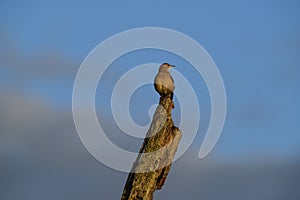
[121,97,181,200]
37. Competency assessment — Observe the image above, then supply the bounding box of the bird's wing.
[170,75,174,84]
[154,75,163,92]
[170,75,175,90]
[163,74,174,91]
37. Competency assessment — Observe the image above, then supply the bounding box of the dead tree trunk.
[121,97,181,200]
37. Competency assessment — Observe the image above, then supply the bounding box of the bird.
[154,63,175,100]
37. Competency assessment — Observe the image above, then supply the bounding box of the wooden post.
[121,97,181,200]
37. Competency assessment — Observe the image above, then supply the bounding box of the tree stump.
[121,97,181,200]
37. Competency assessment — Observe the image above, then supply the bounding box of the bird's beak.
[170,65,175,68]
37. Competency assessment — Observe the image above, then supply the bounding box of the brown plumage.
[154,63,175,99]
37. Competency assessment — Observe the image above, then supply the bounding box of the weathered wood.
[121,97,181,200]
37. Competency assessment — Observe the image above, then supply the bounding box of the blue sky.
[1,1,300,199]
[1,0,300,160]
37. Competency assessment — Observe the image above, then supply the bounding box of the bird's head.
[159,63,175,72]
